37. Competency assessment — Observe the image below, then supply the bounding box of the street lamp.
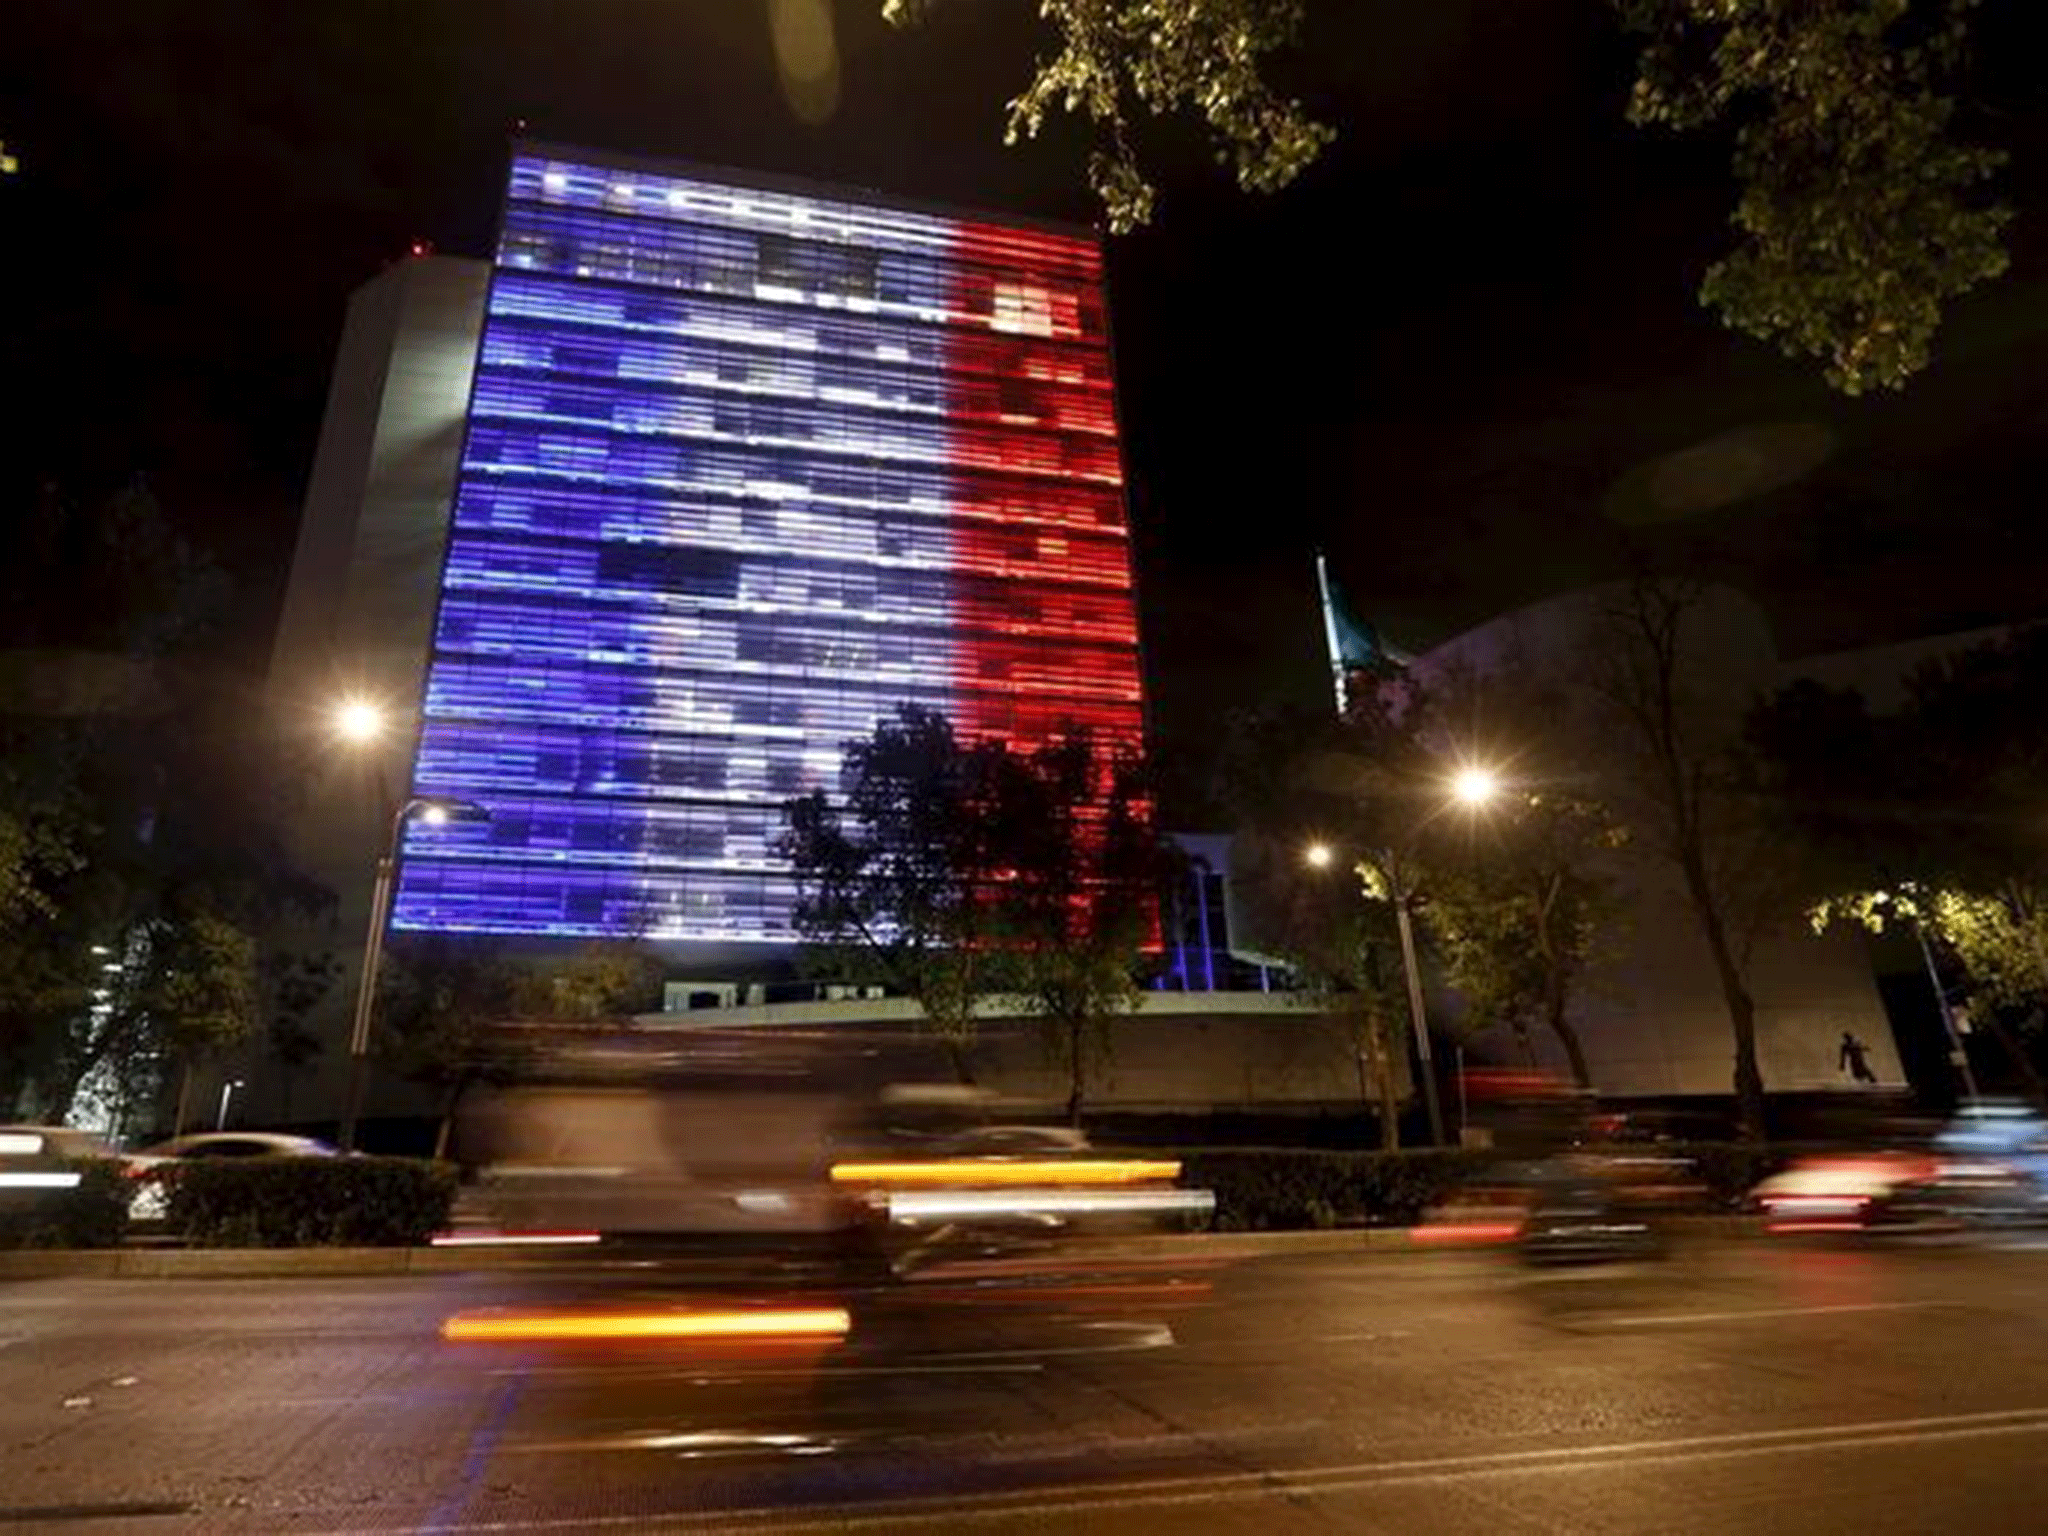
[216,1078,245,1132]
[1300,763,1503,1148]
[1306,838,1444,1145]
[338,794,489,1152]
[1450,765,1500,808]
[333,698,386,745]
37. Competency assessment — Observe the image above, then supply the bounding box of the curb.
[0,1217,1766,1280]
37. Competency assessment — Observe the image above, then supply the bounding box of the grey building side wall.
[268,256,489,747]
[245,256,490,1131]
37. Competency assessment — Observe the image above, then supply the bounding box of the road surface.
[4,1235,2048,1532]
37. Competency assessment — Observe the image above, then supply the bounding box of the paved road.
[5,1235,2048,1532]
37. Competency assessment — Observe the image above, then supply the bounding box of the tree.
[1231,825,1411,1149]
[779,704,1018,1081]
[887,0,1330,234]
[0,478,320,1125]
[890,0,2010,393]
[1217,697,1442,1147]
[151,908,260,1135]
[780,707,1166,1118]
[263,951,336,1123]
[1810,885,2048,1105]
[1617,0,2008,395]
[1589,580,1785,1137]
[378,937,660,1158]
[377,935,529,1160]
[1420,667,1628,1090]
[992,731,1167,1126]
[532,941,665,1022]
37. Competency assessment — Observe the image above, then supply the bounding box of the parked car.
[124,1132,339,1222]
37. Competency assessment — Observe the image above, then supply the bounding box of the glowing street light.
[1451,766,1500,807]
[1300,761,1505,1147]
[1311,841,1442,1147]
[338,794,489,1152]
[216,1078,246,1132]
[333,698,386,744]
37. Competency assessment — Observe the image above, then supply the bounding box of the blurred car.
[124,1132,338,1221]
[933,1124,1094,1158]
[126,1132,338,1167]
[0,1124,122,1216]
[0,1124,120,1163]
[1517,1168,1662,1265]
[1910,1101,2048,1228]
[1754,1102,2048,1234]
[1750,1150,1940,1231]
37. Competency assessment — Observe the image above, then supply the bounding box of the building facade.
[390,145,1145,945]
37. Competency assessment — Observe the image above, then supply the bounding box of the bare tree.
[1589,580,1784,1138]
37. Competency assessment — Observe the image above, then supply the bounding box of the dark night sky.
[8,1,2048,811]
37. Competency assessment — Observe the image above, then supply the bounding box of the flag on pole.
[1314,552,1410,717]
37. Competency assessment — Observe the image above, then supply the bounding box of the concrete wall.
[629,993,1382,1115]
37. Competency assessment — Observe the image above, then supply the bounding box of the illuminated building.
[385,145,1145,944]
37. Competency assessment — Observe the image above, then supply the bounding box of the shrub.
[0,1159,132,1249]
[165,1156,457,1247]
[1178,1143,1792,1230]
[1180,1148,1493,1231]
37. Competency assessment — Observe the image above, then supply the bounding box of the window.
[758,234,807,290]
[991,281,1053,336]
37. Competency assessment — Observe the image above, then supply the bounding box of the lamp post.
[1385,856,1444,1146]
[329,694,490,1152]
[337,793,489,1152]
[1306,764,1502,1149]
[1305,839,1444,1146]
[216,1078,245,1132]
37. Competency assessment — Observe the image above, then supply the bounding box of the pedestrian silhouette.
[1839,1032,1876,1084]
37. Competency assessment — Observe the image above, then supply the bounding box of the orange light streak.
[828,1159,1179,1186]
[440,1306,850,1343]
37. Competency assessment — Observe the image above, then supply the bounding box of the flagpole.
[1314,550,1349,718]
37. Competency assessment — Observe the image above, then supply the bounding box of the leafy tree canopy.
[780,706,1167,1116]
[890,0,2011,393]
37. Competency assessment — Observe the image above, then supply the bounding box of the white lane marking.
[283,1404,2048,1533]
[922,1322,1177,1361]
[1582,1300,1938,1328]
[1316,1329,1411,1343]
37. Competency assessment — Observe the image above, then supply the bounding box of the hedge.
[1675,1144,1790,1208]
[1179,1144,1791,1231]
[164,1156,457,1247]
[0,1159,132,1248]
[1181,1148,1495,1231]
